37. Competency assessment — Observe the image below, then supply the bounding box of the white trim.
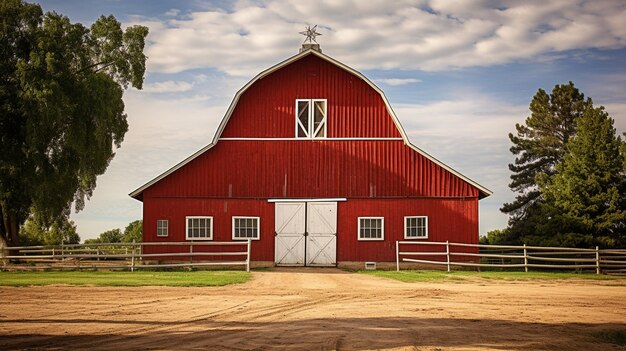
[295,99,309,138]
[358,217,385,241]
[232,216,260,241]
[218,137,403,141]
[268,198,347,203]
[156,219,169,237]
[312,99,327,138]
[295,99,327,139]
[129,48,492,199]
[185,216,213,240]
[404,216,428,240]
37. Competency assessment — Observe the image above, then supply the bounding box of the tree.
[84,228,122,244]
[122,220,142,243]
[537,106,626,248]
[479,229,509,245]
[20,215,80,246]
[501,82,591,242]
[0,0,148,246]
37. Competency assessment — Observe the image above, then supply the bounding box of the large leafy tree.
[537,106,626,248]
[20,215,80,246]
[501,82,590,241]
[0,0,148,246]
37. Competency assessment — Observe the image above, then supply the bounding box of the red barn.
[130,44,491,268]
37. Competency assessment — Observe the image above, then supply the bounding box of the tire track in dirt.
[3,270,626,350]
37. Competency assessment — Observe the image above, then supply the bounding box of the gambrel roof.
[130,49,492,200]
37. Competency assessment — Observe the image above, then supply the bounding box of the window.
[405,216,428,239]
[358,217,384,241]
[232,217,260,240]
[156,219,168,237]
[296,99,326,138]
[185,216,213,240]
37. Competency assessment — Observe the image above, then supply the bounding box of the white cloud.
[127,0,626,76]
[165,9,180,16]
[376,78,422,86]
[142,80,194,93]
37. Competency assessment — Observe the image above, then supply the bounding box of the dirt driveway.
[1,268,625,350]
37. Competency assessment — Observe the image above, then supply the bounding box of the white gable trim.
[130,49,492,199]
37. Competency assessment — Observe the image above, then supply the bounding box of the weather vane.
[299,25,321,44]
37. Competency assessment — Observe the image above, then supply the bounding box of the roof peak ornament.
[300,25,321,43]
[299,25,322,53]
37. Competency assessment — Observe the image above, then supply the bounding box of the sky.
[37,0,626,240]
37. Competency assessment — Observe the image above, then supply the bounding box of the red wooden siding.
[337,198,478,262]
[143,198,274,261]
[220,54,401,139]
[143,140,479,200]
[137,49,486,263]
[142,197,478,262]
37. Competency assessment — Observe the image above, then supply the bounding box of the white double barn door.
[274,202,337,266]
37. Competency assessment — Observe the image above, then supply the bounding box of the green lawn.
[360,270,626,283]
[0,270,251,287]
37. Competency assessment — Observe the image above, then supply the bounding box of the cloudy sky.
[38,0,626,240]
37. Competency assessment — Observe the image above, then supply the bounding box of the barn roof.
[130,48,492,200]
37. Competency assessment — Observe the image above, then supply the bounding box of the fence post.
[131,239,135,272]
[246,239,251,273]
[396,241,400,272]
[61,239,64,260]
[0,239,5,267]
[595,246,600,275]
[523,244,528,273]
[446,240,451,272]
[188,241,194,271]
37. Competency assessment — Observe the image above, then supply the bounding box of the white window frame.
[295,99,327,139]
[185,216,213,240]
[357,217,384,241]
[232,216,260,241]
[404,216,428,239]
[156,219,168,237]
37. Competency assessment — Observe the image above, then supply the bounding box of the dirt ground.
[1,269,625,351]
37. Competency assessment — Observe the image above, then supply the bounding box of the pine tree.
[501,82,590,241]
[539,106,626,248]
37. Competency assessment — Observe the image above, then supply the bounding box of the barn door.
[306,202,337,266]
[274,203,306,266]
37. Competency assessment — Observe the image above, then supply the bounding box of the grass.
[359,270,626,283]
[0,270,251,287]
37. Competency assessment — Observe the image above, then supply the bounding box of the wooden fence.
[0,241,251,272]
[396,241,626,274]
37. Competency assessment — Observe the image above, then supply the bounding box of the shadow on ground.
[1,317,624,350]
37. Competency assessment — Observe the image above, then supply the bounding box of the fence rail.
[396,241,626,274]
[0,241,251,272]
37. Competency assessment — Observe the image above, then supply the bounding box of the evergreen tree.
[538,106,626,248]
[502,82,591,242]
